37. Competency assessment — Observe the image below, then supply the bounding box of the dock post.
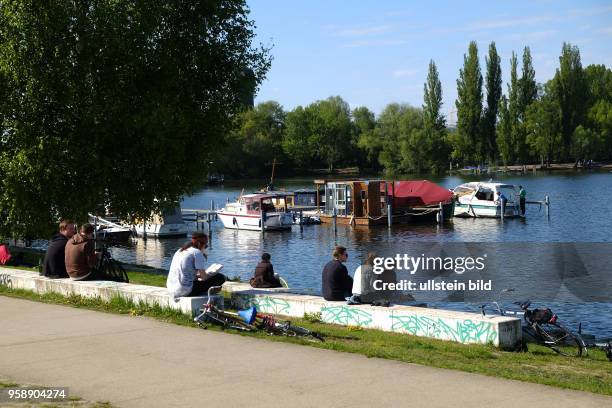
[438,202,444,224]
[387,204,392,228]
[299,210,304,232]
[143,219,147,241]
[500,199,505,222]
[332,208,337,235]
[260,211,265,236]
[207,213,212,243]
[545,195,550,219]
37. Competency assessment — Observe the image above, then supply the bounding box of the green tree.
[518,47,538,116]
[283,106,314,168]
[422,60,449,173]
[482,42,502,162]
[353,106,378,169]
[222,101,286,176]
[553,43,586,160]
[308,96,354,171]
[496,95,512,166]
[0,0,270,238]
[455,41,483,164]
[525,83,562,166]
[507,52,521,164]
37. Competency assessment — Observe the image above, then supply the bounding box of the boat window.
[261,198,275,212]
[475,188,494,201]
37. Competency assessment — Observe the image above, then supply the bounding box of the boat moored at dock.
[217,193,294,231]
[453,182,520,218]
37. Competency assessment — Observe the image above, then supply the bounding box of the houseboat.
[314,179,454,226]
[217,193,294,231]
[453,182,520,218]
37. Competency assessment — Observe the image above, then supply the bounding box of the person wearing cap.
[321,245,353,301]
[166,232,226,299]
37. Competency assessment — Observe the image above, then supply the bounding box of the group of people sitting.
[41,219,108,281]
[37,221,391,305]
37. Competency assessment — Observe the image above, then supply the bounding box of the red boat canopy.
[385,180,452,207]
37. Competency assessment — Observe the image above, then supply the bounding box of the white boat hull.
[134,223,188,237]
[454,202,520,218]
[217,212,293,231]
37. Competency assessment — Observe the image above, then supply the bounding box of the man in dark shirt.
[250,252,282,288]
[41,219,76,278]
[322,246,353,301]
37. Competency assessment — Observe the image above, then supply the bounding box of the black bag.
[529,308,555,324]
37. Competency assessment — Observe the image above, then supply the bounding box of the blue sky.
[247,0,612,125]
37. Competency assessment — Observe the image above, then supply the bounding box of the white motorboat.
[217,193,294,231]
[88,214,133,241]
[133,206,188,238]
[453,182,520,218]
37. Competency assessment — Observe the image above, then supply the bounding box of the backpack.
[0,244,12,265]
[528,308,556,324]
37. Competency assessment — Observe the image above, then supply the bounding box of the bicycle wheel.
[538,323,585,357]
[284,323,325,342]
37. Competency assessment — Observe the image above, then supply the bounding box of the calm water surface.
[108,171,612,338]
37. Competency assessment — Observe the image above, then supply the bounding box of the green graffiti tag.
[245,296,291,315]
[391,315,498,344]
[321,306,373,326]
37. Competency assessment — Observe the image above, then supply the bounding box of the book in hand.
[205,263,223,275]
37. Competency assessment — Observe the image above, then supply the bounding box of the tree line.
[222,42,611,177]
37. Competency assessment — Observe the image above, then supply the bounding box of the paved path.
[1,296,610,408]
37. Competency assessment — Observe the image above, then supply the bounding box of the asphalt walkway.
[1,296,610,408]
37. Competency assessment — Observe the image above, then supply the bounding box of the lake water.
[109,171,612,339]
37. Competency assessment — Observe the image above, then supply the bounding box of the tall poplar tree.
[455,41,483,164]
[508,52,521,163]
[553,42,586,160]
[482,42,502,162]
[423,60,449,173]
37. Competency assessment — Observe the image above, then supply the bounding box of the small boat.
[133,206,188,238]
[88,214,133,242]
[453,182,520,218]
[217,193,294,231]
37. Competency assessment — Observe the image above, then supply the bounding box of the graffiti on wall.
[0,273,12,288]
[245,296,291,315]
[391,314,498,344]
[321,306,373,326]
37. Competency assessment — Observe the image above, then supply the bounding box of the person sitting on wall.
[250,252,282,288]
[65,223,100,280]
[166,232,227,299]
[42,219,76,278]
[321,245,353,301]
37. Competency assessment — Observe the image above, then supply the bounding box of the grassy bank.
[1,283,611,396]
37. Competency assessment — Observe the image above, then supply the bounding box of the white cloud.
[599,27,612,36]
[392,69,418,78]
[503,30,557,42]
[334,25,392,37]
[343,39,407,48]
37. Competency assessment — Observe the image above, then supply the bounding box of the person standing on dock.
[519,185,526,216]
[322,246,353,301]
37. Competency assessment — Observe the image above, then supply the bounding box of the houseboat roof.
[242,193,288,200]
[454,182,516,190]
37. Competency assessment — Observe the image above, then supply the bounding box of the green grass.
[126,270,166,287]
[1,280,611,396]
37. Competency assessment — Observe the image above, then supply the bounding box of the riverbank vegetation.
[0,1,270,239]
[220,42,611,178]
[1,282,611,396]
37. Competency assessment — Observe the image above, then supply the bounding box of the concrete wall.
[1,268,522,349]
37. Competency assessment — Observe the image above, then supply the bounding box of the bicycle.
[194,287,324,342]
[481,300,586,357]
[95,244,130,283]
[194,287,257,332]
[578,324,612,362]
[258,314,324,342]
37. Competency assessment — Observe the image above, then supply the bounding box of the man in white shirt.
[166,233,226,299]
